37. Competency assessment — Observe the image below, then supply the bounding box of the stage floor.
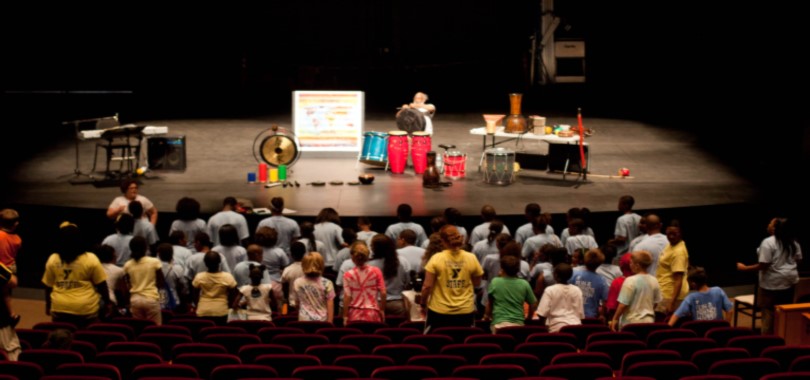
[3,112,756,217]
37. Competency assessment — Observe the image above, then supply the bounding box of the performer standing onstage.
[397,92,436,135]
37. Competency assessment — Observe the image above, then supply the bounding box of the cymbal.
[260,135,298,166]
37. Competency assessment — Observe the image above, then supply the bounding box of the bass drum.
[254,125,302,167]
[396,108,426,134]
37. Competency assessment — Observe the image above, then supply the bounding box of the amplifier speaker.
[515,152,548,171]
[147,136,186,171]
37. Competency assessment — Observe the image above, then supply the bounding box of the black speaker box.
[148,136,186,171]
[515,152,549,171]
[548,144,588,172]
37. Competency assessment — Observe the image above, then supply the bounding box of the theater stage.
[3,112,756,218]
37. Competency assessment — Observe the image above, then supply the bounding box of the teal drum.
[359,131,389,166]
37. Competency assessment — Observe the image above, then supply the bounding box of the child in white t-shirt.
[234,264,275,321]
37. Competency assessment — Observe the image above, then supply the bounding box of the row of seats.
[3,355,810,380]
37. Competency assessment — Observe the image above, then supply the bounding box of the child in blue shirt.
[668,267,732,326]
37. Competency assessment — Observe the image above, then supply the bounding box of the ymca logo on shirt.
[695,301,717,320]
[575,278,595,298]
[445,260,466,289]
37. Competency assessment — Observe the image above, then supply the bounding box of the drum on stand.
[411,131,431,174]
[359,131,389,166]
[387,131,409,174]
[482,147,515,185]
[443,150,467,180]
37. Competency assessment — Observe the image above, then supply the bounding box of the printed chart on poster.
[292,91,364,152]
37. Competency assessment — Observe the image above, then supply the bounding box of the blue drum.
[359,131,389,166]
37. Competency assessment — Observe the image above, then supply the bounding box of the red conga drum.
[443,150,467,179]
[387,131,409,174]
[410,131,431,174]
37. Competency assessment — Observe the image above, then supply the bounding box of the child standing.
[343,241,386,323]
[485,255,537,333]
[536,263,584,332]
[610,250,662,331]
[192,251,237,325]
[293,252,335,323]
[668,267,733,326]
[234,264,275,321]
[1,209,22,325]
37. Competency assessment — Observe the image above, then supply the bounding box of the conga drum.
[387,131,409,174]
[411,131,431,174]
[359,131,389,166]
[443,150,467,180]
[483,147,515,185]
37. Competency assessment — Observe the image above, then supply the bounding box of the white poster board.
[292,91,364,153]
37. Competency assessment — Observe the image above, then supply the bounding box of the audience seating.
[305,343,361,364]
[440,343,503,365]
[620,349,682,375]
[333,354,396,377]
[238,343,294,363]
[452,364,527,380]
[704,327,757,346]
[646,328,698,348]
[340,333,393,354]
[586,340,648,370]
[105,341,162,357]
[73,331,129,352]
[761,345,810,371]
[708,358,780,380]
[480,353,542,376]
[293,365,359,380]
[371,365,438,380]
[407,354,468,377]
[86,323,136,341]
[226,319,274,334]
[95,352,163,380]
[172,353,241,380]
[625,360,699,380]
[551,352,613,368]
[621,322,670,341]
[140,324,192,338]
[657,337,718,359]
[585,331,639,345]
[32,322,78,332]
[464,333,518,352]
[402,333,454,354]
[257,326,305,343]
[431,326,487,344]
[110,317,156,336]
[209,364,278,380]
[130,364,199,380]
[136,333,193,360]
[726,335,785,357]
[55,363,121,380]
[18,349,83,376]
[690,348,750,374]
[374,327,422,343]
[495,325,548,343]
[515,342,578,368]
[539,363,614,380]
[681,320,730,337]
[791,354,810,371]
[559,324,610,349]
[202,333,260,355]
[372,343,430,364]
[271,332,329,353]
[253,353,321,377]
[313,326,361,343]
[172,342,228,358]
[286,320,334,333]
[16,328,50,348]
[525,332,578,346]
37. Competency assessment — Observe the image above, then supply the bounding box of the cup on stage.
[247,172,257,183]
[278,164,287,181]
[258,163,268,183]
[269,168,279,182]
